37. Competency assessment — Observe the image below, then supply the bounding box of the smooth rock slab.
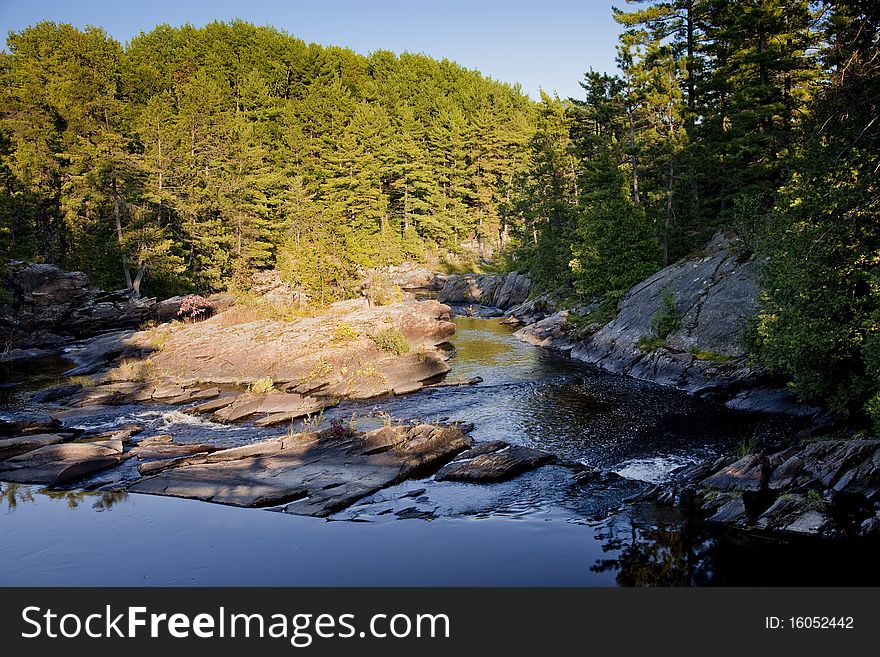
[434,443,555,483]
[130,424,472,516]
[0,443,123,486]
[0,433,67,460]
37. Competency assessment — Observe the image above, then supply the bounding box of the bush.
[248,377,275,394]
[177,295,214,322]
[651,289,680,338]
[369,328,410,355]
[361,271,403,306]
[332,322,359,343]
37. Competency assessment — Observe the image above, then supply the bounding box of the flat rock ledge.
[130,423,473,516]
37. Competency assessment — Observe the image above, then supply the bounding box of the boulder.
[434,442,555,482]
[130,423,472,516]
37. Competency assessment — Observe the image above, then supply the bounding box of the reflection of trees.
[1,483,127,511]
[592,517,714,586]
[1,482,35,510]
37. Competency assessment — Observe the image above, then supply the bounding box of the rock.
[707,496,749,525]
[767,456,813,491]
[0,443,124,485]
[514,311,573,350]
[725,388,823,417]
[131,442,218,460]
[437,271,531,310]
[799,439,880,498]
[434,443,555,482]
[426,376,483,389]
[384,263,448,291]
[515,232,819,417]
[0,261,187,348]
[189,393,238,414]
[755,494,834,536]
[0,433,67,460]
[152,296,185,322]
[145,300,455,400]
[0,347,54,363]
[63,330,150,376]
[130,423,472,516]
[701,454,769,492]
[30,384,84,403]
[166,387,221,404]
[209,392,333,424]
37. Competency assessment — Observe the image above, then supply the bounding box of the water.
[2,317,877,586]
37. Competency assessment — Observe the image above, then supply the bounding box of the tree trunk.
[627,91,640,206]
[112,176,133,289]
[664,156,675,267]
[133,265,147,296]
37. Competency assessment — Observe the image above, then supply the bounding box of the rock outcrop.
[435,442,555,482]
[0,261,182,350]
[385,263,449,290]
[641,438,880,538]
[438,271,531,310]
[144,299,456,398]
[506,233,817,417]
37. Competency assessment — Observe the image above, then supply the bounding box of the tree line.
[503,0,880,425]
[0,21,534,299]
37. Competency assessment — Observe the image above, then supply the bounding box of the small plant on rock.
[177,295,214,322]
[369,328,410,356]
[332,322,359,343]
[651,288,681,339]
[248,377,275,394]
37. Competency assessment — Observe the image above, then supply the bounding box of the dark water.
[2,318,877,586]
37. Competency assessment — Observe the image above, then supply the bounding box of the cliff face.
[572,233,760,395]
[438,271,532,310]
[512,233,821,418]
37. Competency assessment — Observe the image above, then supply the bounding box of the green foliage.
[248,377,275,394]
[651,289,681,339]
[0,21,535,296]
[369,328,410,356]
[639,336,666,353]
[332,322,359,344]
[754,2,880,419]
[688,348,733,364]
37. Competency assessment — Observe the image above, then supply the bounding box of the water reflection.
[592,509,880,586]
[1,482,127,512]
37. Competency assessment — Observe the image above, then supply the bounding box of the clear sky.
[0,0,623,100]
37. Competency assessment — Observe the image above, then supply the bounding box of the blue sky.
[0,0,623,100]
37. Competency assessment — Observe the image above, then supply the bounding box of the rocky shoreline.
[2,253,876,540]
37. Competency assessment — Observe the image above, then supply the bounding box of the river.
[2,317,878,585]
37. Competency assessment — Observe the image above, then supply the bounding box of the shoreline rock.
[643,438,880,539]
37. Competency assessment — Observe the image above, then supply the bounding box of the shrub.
[177,295,214,322]
[651,289,681,338]
[248,377,275,394]
[369,328,410,355]
[361,271,403,306]
[332,322,359,343]
[688,348,733,363]
[108,358,153,382]
[638,336,666,354]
